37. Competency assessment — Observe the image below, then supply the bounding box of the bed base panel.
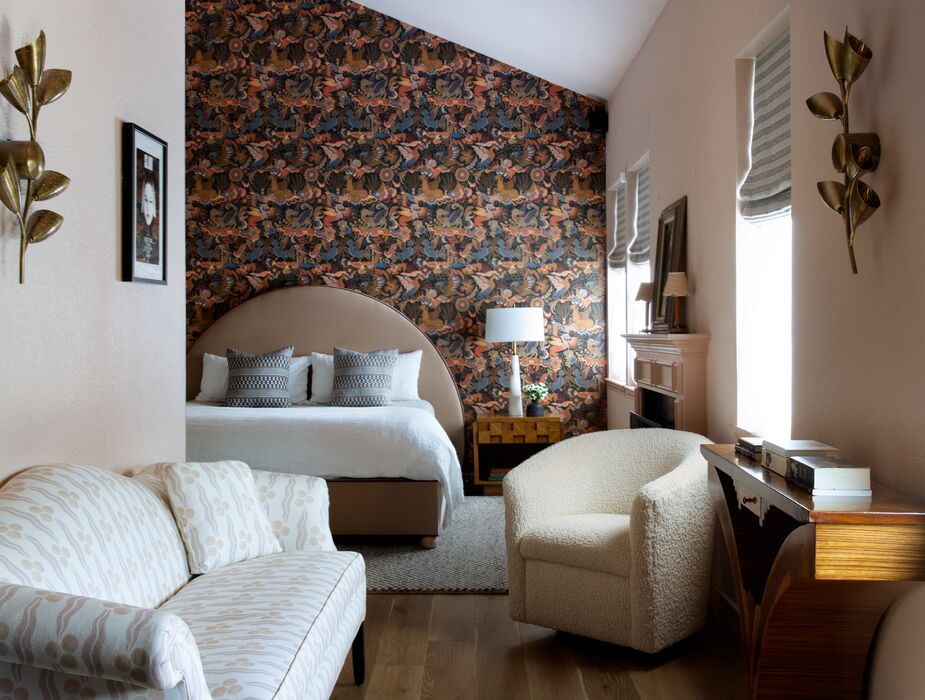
[327,478,441,538]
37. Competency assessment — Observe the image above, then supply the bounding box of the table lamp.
[663,272,690,333]
[485,306,545,417]
[636,282,654,333]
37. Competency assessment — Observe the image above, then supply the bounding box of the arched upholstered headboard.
[186,286,465,459]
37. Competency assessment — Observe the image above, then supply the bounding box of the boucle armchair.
[504,428,713,653]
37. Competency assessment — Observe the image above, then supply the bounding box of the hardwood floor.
[331,595,747,699]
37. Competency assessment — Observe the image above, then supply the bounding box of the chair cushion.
[159,550,365,700]
[520,513,632,577]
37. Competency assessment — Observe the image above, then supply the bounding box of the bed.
[186,285,466,548]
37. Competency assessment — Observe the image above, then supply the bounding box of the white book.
[761,439,840,477]
[810,488,872,498]
[790,455,871,491]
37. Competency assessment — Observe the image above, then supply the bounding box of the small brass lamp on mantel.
[0,31,72,283]
[663,272,691,334]
[635,282,654,333]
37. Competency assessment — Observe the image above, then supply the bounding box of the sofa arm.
[0,583,210,697]
[252,470,336,552]
[628,454,715,652]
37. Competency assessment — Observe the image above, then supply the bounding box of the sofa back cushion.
[161,461,282,574]
[0,464,190,608]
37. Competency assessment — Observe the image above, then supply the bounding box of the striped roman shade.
[607,182,628,268]
[739,30,791,221]
[629,164,650,264]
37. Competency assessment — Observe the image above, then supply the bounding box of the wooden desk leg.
[754,579,915,699]
[710,466,919,699]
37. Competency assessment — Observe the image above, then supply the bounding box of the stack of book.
[788,454,871,498]
[761,439,841,478]
[735,436,764,461]
[486,468,508,482]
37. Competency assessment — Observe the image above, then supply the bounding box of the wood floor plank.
[332,593,744,700]
[429,594,477,642]
[377,594,435,666]
[579,667,641,700]
[421,639,477,700]
[627,630,746,700]
[364,664,425,700]
[475,593,510,623]
[475,620,530,700]
[331,595,394,699]
[519,622,588,700]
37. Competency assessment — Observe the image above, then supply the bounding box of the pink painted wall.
[0,1,187,479]
[607,0,925,500]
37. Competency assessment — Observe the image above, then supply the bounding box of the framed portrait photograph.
[122,123,167,284]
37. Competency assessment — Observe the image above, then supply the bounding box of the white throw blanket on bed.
[186,401,465,528]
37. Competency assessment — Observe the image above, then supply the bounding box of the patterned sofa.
[0,463,366,699]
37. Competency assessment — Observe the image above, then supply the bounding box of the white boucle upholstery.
[504,428,713,653]
[520,513,631,577]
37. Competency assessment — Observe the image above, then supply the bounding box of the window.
[607,159,651,385]
[737,29,791,438]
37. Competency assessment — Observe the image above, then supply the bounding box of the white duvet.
[186,401,465,528]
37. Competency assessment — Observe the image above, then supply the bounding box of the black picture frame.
[650,196,687,333]
[122,123,167,284]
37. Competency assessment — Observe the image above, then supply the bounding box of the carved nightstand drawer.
[472,415,564,493]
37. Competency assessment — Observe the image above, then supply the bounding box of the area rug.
[336,496,508,593]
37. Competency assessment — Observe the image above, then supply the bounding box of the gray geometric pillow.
[225,346,293,408]
[330,347,398,407]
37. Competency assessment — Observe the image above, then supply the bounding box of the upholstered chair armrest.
[252,470,336,552]
[0,583,210,697]
[628,453,715,653]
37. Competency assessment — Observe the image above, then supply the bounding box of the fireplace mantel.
[622,333,709,434]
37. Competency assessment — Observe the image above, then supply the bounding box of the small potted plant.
[523,383,549,417]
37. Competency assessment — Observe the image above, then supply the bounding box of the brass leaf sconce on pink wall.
[806,28,880,274]
[0,31,71,283]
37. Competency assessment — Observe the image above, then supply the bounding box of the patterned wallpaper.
[185,0,607,435]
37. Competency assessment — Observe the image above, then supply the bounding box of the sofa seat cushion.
[520,513,632,577]
[159,550,365,699]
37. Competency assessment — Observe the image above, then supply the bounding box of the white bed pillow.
[309,352,335,404]
[392,349,422,401]
[310,349,421,403]
[196,353,310,405]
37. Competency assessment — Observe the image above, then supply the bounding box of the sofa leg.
[419,536,437,549]
[352,622,365,685]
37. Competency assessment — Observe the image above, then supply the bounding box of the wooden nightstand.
[472,415,564,495]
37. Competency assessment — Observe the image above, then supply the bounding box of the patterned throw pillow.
[162,460,282,574]
[330,347,398,407]
[225,346,293,408]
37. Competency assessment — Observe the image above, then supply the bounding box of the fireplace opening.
[632,387,676,429]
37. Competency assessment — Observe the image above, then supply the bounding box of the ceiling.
[355,0,668,101]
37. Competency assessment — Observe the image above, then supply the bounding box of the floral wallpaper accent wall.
[186,0,607,436]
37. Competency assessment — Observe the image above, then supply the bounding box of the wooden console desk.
[703,444,925,699]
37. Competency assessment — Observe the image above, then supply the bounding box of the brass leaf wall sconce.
[807,28,879,274]
[0,31,71,283]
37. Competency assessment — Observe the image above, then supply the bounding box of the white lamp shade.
[485,307,545,343]
[663,272,690,297]
[635,282,654,302]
